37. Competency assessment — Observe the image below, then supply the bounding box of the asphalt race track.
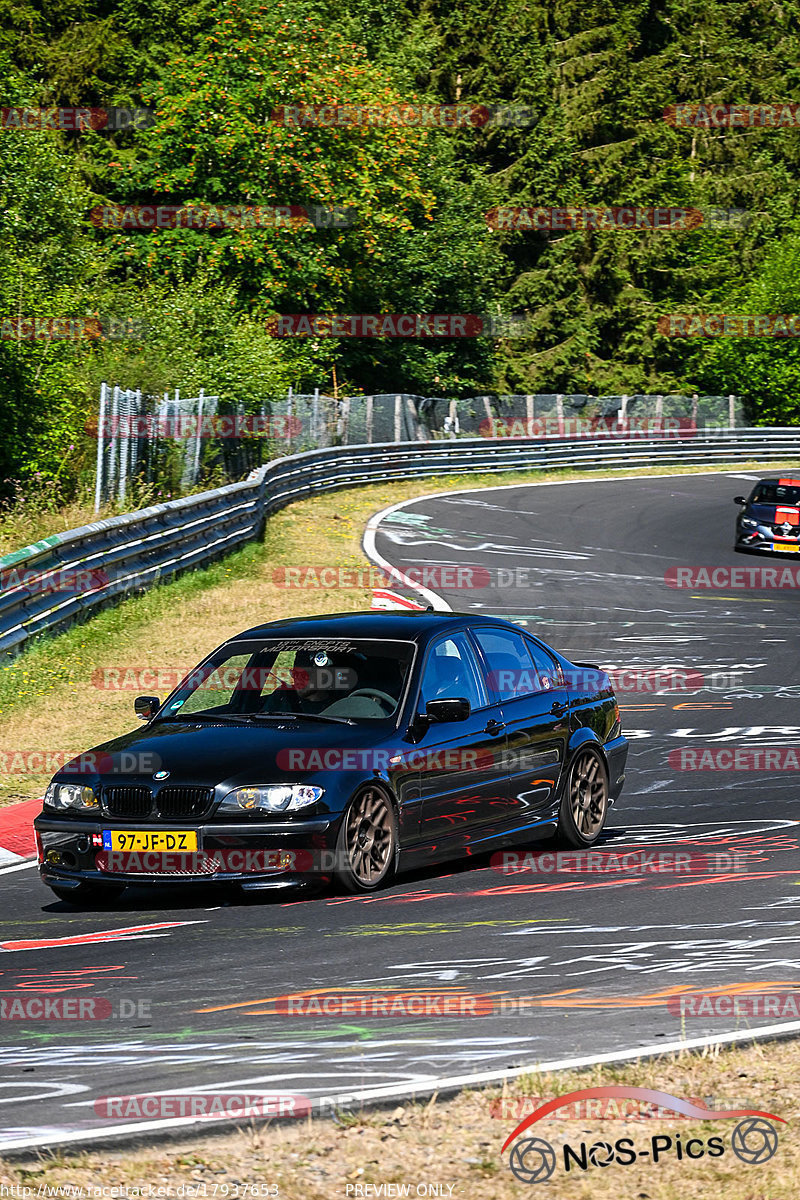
[2,467,800,1152]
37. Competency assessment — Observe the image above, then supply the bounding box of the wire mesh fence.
[92,385,744,509]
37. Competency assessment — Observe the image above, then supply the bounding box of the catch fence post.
[94,381,107,512]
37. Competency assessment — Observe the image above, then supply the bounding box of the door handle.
[550,700,568,715]
[484,718,507,735]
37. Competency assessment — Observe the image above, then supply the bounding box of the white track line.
[0,860,36,877]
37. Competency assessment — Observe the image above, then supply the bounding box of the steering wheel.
[259,687,301,714]
[347,687,396,712]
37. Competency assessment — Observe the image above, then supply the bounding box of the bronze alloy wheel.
[337,787,397,892]
[556,747,609,847]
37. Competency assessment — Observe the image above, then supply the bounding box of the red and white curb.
[0,797,40,868]
[370,587,424,611]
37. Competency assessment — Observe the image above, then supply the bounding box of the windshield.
[156,637,416,722]
[751,482,800,506]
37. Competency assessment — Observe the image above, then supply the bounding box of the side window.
[472,627,554,701]
[420,634,487,712]
[526,639,563,690]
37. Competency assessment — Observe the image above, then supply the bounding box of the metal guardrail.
[0,477,265,659]
[1,428,798,659]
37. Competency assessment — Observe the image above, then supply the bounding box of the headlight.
[217,785,324,813]
[44,783,100,812]
[741,518,758,528]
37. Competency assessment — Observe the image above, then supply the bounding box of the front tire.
[334,786,398,893]
[555,747,609,848]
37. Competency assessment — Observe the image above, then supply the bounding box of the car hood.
[746,502,800,523]
[54,718,398,792]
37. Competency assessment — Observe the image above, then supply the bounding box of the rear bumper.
[604,735,628,802]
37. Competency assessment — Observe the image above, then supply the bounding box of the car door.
[411,631,511,847]
[469,626,570,828]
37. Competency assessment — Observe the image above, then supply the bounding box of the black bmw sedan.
[34,611,628,902]
[734,476,800,553]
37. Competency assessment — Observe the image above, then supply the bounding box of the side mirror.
[425,697,471,723]
[135,695,161,721]
[733,496,746,505]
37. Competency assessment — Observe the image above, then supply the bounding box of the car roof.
[229,609,520,643]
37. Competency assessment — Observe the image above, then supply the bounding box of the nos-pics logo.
[502,1086,784,1183]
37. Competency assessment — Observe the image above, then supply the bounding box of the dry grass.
[0,1039,797,1197]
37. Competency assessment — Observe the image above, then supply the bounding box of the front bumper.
[736,525,800,553]
[34,815,336,889]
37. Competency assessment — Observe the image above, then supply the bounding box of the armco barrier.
[0,428,797,659]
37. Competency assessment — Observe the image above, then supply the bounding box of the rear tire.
[555,747,609,848]
[334,787,398,893]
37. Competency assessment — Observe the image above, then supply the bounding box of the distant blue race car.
[734,477,800,554]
